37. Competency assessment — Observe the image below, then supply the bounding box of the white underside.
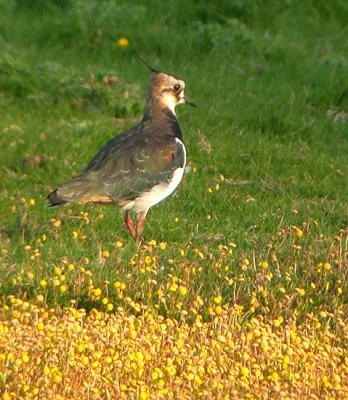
[123,138,186,214]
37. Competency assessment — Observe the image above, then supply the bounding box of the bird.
[47,68,195,244]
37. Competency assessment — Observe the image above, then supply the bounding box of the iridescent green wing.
[55,123,185,203]
[98,137,185,201]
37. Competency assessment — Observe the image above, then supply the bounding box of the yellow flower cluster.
[0,302,347,399]
[1,201,347,399]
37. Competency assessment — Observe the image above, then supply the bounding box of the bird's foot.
[135,236,143,248]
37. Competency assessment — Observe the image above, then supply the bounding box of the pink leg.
[136,211,147,245]
[124,210,136,239]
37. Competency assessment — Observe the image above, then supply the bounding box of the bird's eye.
[174,84,181,91]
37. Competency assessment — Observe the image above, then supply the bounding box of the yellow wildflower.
[59,285,67,294]
[260,261,269,269]
[213,296,222,305]
[179,286,188,296]
[214,305,223,315]
[117,37,129,48]
[323,263,331,271]
[39,279,47,288]
[102,250,110,258]
[295,227,304,238]
[53,373,62,384]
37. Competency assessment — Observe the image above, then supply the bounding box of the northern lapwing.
[48,69,195,244]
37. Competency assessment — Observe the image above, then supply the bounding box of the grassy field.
[0,1,348,398]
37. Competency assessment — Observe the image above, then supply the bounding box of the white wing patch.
[123,138,186,214]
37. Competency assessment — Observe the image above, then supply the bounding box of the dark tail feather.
[47,190,67,207]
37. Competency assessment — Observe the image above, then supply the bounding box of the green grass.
[0,0,347,320]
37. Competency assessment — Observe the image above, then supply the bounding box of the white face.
[160,77,186,114]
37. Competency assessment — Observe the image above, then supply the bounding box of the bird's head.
[146,71,196,115]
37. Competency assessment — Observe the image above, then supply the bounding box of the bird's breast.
[123,138,186,214]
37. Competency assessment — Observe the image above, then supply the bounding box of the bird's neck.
[142,99,183,140]
[144,95,176,118]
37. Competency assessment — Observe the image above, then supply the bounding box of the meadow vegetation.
[0,1,347,398]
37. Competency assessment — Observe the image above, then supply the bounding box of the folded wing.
[54,132,186,205]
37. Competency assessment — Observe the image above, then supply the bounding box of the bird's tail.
[47,190,67,207]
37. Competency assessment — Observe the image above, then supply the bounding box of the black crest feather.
[139,55,159,73]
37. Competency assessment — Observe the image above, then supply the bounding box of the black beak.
[184,95,197,107]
